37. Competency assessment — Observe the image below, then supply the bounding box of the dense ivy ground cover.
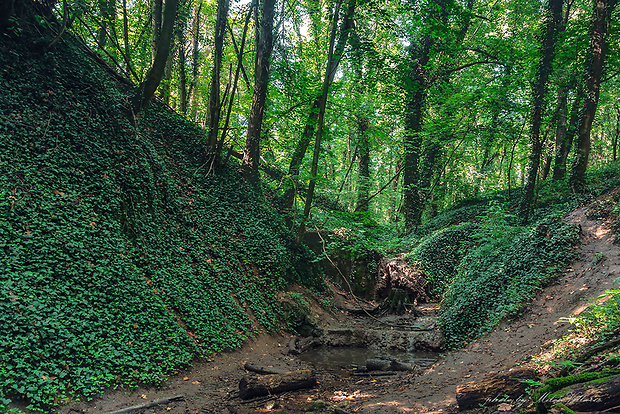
[0,27,318,410]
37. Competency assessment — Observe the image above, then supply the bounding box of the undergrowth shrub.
[439,217,580,348]
[0,25,319,411]
[406,223,480,296]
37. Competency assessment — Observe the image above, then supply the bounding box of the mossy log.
[238,369,317,399]
[456,367,538,411]
[543,374,620,412]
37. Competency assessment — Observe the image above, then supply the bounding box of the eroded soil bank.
[55,200,619,414]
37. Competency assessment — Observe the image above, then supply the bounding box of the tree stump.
[375,258,429,314]
[238,369,317,399]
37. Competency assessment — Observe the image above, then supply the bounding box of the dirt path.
[352,201,620,413]
[56,200,619,414]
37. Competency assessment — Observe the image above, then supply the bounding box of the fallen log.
[104,395,185,414]
[239,369,317,399]
[244,363,288,375]
[546,374,620,412]
[456,367,538,411]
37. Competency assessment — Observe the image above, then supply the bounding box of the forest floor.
[57,196,620,414]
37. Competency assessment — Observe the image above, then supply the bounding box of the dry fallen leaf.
[183,377,189,381]
[192,381,200,385]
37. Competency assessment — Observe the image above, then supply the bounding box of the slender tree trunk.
[553,86,584,179]
[152,0,162,63]
[220,4,254,159]
[613,105,620,161]
[356,118,370,212]
[129,0,178,115]
[569,0,617,192]
[206,0,230,163]
[518,0,563,223]
[350,30,371,213]
[242,0,277,182]
[161,50,173,105]
[97,0,115,49]
[295,0,356,244]
[551,87,569,178]
[284,0,355,210]
[189,2,202,120]
[122,0,130,74]
[178,33,187,115]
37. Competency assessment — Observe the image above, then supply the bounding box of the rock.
[455,366,538,411]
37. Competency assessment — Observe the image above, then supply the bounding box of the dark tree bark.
[122,0,130,74]
[97,0,115,49]
[152,0,163,63]
[553,86,584,179]
[356,118,371,212]
[613,105,620,161]
[206,0,230,163]
[188,2,202,120]
[128,0,178,115]
[402,36,432,230]
[160,50,173,105]
[518,0,563,223]
[178,31,187,115]
[349,31,372,213]
[569,0,617,192]
[401,0,476,230]
[242,0,277,182]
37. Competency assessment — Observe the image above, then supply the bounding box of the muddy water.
[298,346,438,369]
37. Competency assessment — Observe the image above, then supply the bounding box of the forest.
[1,0,620,411]
[24,0,620,229]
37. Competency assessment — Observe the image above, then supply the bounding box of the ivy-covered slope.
[0,26,318,410]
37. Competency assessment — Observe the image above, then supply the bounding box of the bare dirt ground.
[57,196,620,414]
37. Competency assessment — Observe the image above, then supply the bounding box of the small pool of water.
[298,346,438,369]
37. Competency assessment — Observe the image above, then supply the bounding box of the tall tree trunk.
[152,0,163,63]
[122,0,130,74]
[569,0,617,192]
[613,105,620,161]
[189,2,202,120]
[220,4,254,159]
[402,40,432,230]
[551,86,569,178]
[242,0,277,182]
[178,32,188,115]
[206,0,230,163]
[97,0,115,49]
[161,50,173,106]
[553,86,584,179]
[295,0,356,244]
[129,0,178,115]
[283,0,355,210]
[350,30,371,213]
[356,118,371,212]
[518,0,563,223]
